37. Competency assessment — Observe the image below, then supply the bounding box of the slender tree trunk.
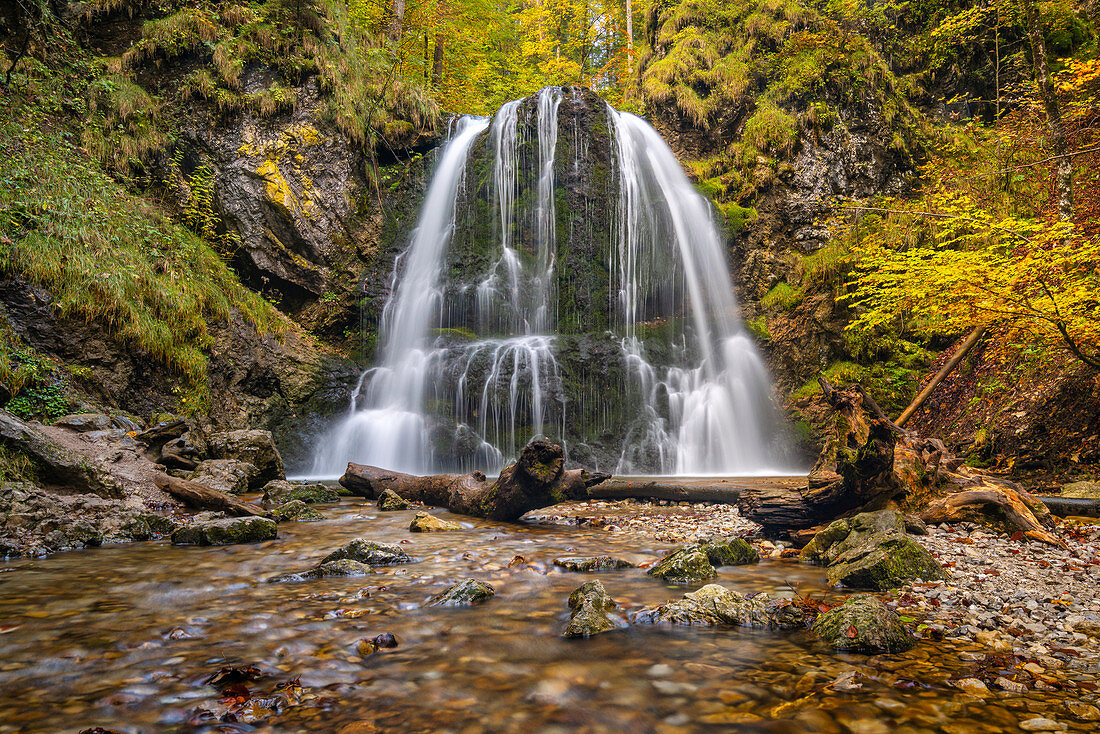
[625,0,633,76]
[1024,0,1073,221]
[432,33,444,88]
[389,0,406,46]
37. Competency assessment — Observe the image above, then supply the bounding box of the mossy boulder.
[697,536,759,566]
[271,499,324,522]
[553,556,635,572]
[171,516,277,546]
[377,488,410,511]
[428,578,495,606]
[800,510,943,590]
[189,459,259,496]
[267,558,374,582]
[812,595,915,653]
[647,546,717,583]
[636,584,805,629]
[410,511,462,532]
[321,538,412,566]
[208,430,285,487]
[564,580,622,638]
[262,480,341,504]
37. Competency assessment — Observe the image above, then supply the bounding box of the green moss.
[745,315,770,342]
[761,282,802,311]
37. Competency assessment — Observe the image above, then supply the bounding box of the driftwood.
[153,472,271,519]
[340,438,610,522]
[739,377,1063,546]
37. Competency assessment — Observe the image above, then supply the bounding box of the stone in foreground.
[171,516,277,546]
[801,510,944,590]
[321,538,412,566]
[553,556,635,572]
[272,500,324,522]
[409,511,461,532]
[377,488,411,511]
[811,595,915,653]
[262,480,341,505]
[647,546,716,583]
[636,584,804,629]
[564,580,622,638]
[267,559,374,583]
[428,578,495,606]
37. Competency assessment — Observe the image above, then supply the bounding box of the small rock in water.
[811,595,915,653]
[271,500,324,523]
[409,512,462,532]
[428,578,495,606]
[950,678,990,696]
[994,676,1029,694]
[553,556,634,572]
[377,489,410,511]
[321,539,412,566]
[170,516,277,546]
[371,632,399,649]
[263,480,340,505]
[1018,717,1068,731]
[563,580,622,638]
[266,559,375,583]
[646,546,716,583]
[828,670,866,692]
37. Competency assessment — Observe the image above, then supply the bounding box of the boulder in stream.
[208,430,285,487]
[428,578,495,606]
[811,595,915,653]
[321,538,412,566]
[262,480,340,505]
[189,459,258,496]
[267,558,374,583]
[697,536,760,566]
[271,499,324,522]
[800,510,944,590]
[377,488,411,511]
[553,556,635,572]
[635,584,805,629]
[409,511,461,532]
[564,580,622,638]
[171,516,278,546]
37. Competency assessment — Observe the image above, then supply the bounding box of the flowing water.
[0,498,1091,733]
[310,88,798,479]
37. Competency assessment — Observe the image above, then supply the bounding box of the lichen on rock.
[811,595,915,653]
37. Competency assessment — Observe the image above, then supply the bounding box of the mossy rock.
[171,516,277,546]
[377,488,410,511]
[647,546,717,583]
[267,558,374,583]
[825,535,944,590]
[428,578,495,606]
[697,536,759,566]
[189,459,258,496]
[564,580,621,638]
[553,556,635,572]
[262,480,341,504]
[636,584,805,629]
[410,511,461,532]
[799,518,852,564]
[321,538,411,566]
[812,595,915,653]
[272,499,324,522]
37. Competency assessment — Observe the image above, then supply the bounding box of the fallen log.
[920,485,1065,548]
[153,473,272,519]
[897,326,985,427]
[340,438,610,522]
[587,477,750,505]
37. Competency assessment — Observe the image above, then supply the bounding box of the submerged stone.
[636,584,804,629]
[564,580,622,638]
[647,546,716,582]
[171,516,277,546]
[553,556,634,572]
[410,512,461,532]
[377,488,410,511]
[697,536,759,566]
[428,578,495,606]
[271,499,324,523]
[321,538,412,566]
[267,558,374,583]
[811,595,915,653]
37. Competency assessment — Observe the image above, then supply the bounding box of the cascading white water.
[608,110,791,475]
[309,88,797,478]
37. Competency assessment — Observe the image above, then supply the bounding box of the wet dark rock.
[409,511,461,532]
[170,516,278,546]
[208,430,285,487]
[377,488,410,511]
[267,558,373,583]
[811,595,916,653]
[372,632,399,648]
[321,538,412,566]
[428,578,495,606]
[0,411,122,498]
[635,584,805,629]
[158,433,208,471]
[189,459,259,496]
[564,580,622,638]
[800,510,944,590]
[697,536,760,566]
[271,499,324,522]
[553,556,635,572]
[54,414,114,432]
[647,546,716,582]
[262,480,340,504]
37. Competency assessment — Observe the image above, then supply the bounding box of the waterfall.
[309,88,797,478]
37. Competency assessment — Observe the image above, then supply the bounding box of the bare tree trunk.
[1025,0,1073,221]
[625,0,633,77]
[896,326,985,426]
[432,33,444,88]
[389,0,406,46]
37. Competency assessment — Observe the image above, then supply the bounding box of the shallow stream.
[0,496,1092,733]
